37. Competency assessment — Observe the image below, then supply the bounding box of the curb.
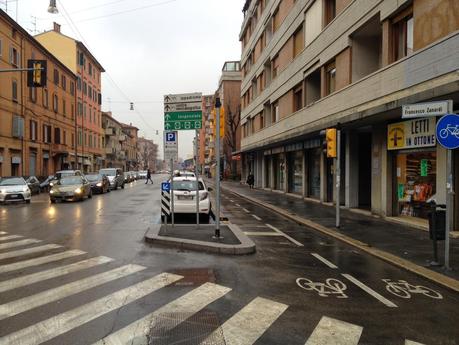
[221,186,459,293]
[144,224,256,255]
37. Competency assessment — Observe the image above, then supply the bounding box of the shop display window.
[396,150,436,219]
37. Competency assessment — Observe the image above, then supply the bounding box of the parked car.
[99,168,125,190]
[123,172,133,184]
[85,174,110,194]
[49,170,83,187]
[49,176,92,203]
[24,176,41,195]
[139,170,147,179]
[164,176,212,223]
[134,171,140,180]
[0,177,32,204]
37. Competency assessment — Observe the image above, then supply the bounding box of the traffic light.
[27,60,47,88]
[325,128,337,158]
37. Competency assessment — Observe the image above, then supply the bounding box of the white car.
[0,177,32,204]
[167,176,212,222]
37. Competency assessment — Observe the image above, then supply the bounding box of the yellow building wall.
[35,31,77,74]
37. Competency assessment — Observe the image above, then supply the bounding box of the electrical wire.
[56,0,161,137]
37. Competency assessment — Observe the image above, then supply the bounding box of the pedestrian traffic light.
[27,60,47,88]
[326,128,337,158]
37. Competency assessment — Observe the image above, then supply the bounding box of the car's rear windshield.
[99,169,116,177]
[172,181,205,191]
[59,177,83,185]
[0,177,25,186]
[85,174,101,182]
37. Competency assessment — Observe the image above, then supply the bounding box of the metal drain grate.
[170,268,216,287]
[148,311,225,345]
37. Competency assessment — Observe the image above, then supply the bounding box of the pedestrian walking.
[246,172,255,189]
[145,169,154,184]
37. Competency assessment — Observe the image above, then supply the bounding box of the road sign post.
[170,158,175,227]
[214,97,222,239]
[336,128,341,228]
[436,111,458,270]
[195,130,199,228]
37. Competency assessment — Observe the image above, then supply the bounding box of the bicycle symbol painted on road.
[296,278,348,298]
[382,279,443,299]
[439,124,459,139]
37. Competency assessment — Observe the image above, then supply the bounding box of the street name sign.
[402,100,452,119]
[164,92,202,131]
[436,114,459,149]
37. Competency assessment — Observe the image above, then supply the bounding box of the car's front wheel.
[88,190,92,199]
[121,183,125,189]
[50,198,56,204]
[199,214,210,223]
[25,199,31,204]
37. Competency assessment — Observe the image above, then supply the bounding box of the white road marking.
[305,316,363,345]
[0,249,85,274]
[229,199,235,203]
[0,235,23,242]
[341,274,398,308]
[244,232,284,236]
[0,232,7,235]
[252,214,262,221]
[235,203,241,207]
[243,208,251,213]
[0,256,113,293]
[405,341,425,345]
[0,272,183,345]
[0,244,62,260]
[0,264,146,320]
[200,297,288,345]
[311,253,338,269]
[93,282,231,345]
[265,224,304,247]
[0,238,41,250]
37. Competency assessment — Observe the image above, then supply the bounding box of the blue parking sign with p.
[161,182,171,192]
[166,132,176,143]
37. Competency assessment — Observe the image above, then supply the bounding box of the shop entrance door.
[308,149,321,199]
[358,133,372,209]
[326,158,333,202]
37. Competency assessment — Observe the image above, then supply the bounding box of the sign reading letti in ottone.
[402,100,452,119]
[387,118,437,150]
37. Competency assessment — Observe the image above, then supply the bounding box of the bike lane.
[220,190,459,345]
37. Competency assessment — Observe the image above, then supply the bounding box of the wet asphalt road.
[0,175,458,345]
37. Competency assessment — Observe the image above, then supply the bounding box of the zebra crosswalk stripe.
[0,238,41,250]
[0,235,23,242]
[0,264,146,321]
[0,249,85,274]
[0,244,61,260]
[304,316,363,345]
[200,297,288,345]
[0,232,7,235]
[405,341,425,345]
[0,256,113,293]
[0,272,183,345]
[93,282,232,345]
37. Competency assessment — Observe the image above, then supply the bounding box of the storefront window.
[273,154,285,191]
[396,150,436,219]
[308,149,321,198]
[288,151,303,194]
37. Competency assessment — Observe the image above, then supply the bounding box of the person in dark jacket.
[246,172,254,189]
[145,169,153,184]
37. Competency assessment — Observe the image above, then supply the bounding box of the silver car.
[99,168,125,190]
[0,177,32,204]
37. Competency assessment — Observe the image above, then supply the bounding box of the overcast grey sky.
[3,0,243,159]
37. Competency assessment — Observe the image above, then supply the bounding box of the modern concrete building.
[199,94,214,175]
[239,0,459,230]
[0,10,77,177]
[120,123,139,171]
[36,23,105,173]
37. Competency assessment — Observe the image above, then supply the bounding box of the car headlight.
[0,189,6,195]
[96,182,102,187]
[50,182,54,187]
[199,192,208,201]
[23,186,29,193]
[75,188,82,194]
[50,190,55,194]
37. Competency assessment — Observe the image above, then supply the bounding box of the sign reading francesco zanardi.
[387,118,436,150]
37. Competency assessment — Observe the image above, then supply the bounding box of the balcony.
[105,147,115,155]
[105,127,114,136]
[52,144,68,154]
[119,135,126,141]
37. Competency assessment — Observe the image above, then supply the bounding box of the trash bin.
[428,210,446,241]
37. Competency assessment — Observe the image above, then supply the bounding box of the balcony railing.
[105,128,114,136]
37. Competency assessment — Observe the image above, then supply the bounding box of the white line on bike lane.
[311,253,338,269]
[341,274,398,308]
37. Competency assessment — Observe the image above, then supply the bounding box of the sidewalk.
[212,179,459,289]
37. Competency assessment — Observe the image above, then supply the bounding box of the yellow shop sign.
[387,118,436,150]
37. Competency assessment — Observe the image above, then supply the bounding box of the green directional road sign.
[164,111,202,131]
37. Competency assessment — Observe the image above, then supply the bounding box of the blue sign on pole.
[161,182,171,192]
[436,114,459,149]
[165,132,176,143]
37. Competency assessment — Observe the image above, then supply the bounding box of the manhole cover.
[171,268,216,287]
[148,311,225,345]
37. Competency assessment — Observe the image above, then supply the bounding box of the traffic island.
[144,223,256,255]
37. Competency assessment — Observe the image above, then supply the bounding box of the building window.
[9,46,19,67]
[54,128,61,144]
[272,55,279,79]
[63,99,66,116]
[71,103,75,120]
[391,8,414,62]
[70,81,75,96]
[63,130,67,146]
[293,84,303,112]
[53,94,59,112]
[88,85,92,99]
[324,0,336,27]
[29,87,37,103]
[71,133,75,148]
[12,115,24,138]
[30,120,38,141]
[272,101,279,123]
[293,24,304,58]
[53,69,59,85]
[89,63,93,76]
[325,60,336,96]
[83,82,87,95]
[43,125,52,143]
[77,76,82,91]
[273,7,280,32]
[0,39,2,57]
[43,88,49,108]
[12,80,18,102]
[61,75,67,90]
